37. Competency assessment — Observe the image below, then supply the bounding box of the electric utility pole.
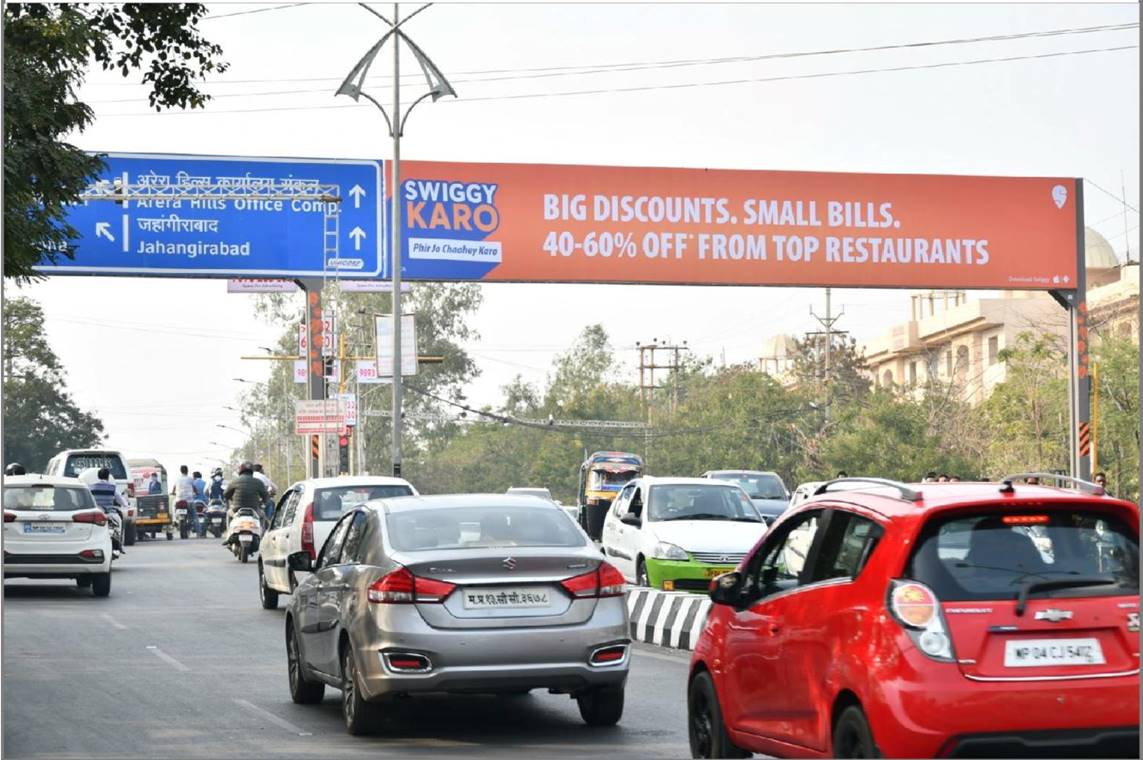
[806,288,848,422]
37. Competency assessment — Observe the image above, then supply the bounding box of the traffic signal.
[338,432,350,473]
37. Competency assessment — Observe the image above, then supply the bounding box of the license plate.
[22,523,66,535]
[462,588,550,609]
[175,509,186,518]
[211,518,222,524]
[239,534,253,542]
[704,567,736,578]
[1004,638,1106,667]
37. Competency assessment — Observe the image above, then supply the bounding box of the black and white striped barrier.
[626,588,712,651]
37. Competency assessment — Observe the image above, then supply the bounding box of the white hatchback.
[258,476,417,609]
[3,474,114,596]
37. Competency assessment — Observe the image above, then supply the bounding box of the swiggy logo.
[403,179,500,235]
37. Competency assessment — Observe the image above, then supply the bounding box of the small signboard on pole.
[375,314,418,377]
[294,399,346,435]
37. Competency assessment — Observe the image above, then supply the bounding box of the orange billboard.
[396,161,1080,290]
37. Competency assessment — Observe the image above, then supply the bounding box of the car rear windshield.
[314,485,414,521]
[387,506,585,552]
[648,484,762,522]
[906,507,1139,602]
[63,454,128,480]
[710,472,787,500]
[3,485,97,511]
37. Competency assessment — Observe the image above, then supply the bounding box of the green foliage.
[1093,336,1140,500]
[3,3,226,280]
[3,296,104,469]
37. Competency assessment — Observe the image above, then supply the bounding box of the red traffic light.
[338,436,349,447]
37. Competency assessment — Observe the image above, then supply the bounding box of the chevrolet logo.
[1034,609,1073,622]
[502,557,517,571]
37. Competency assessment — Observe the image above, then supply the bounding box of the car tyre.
[636,558,650,587]
[91,572,112,598]
[166,531,173,541]
[688,670,749,758]
[259,563,279,610]
[124,522,137,546]
[287,623,324,705]
[76,576,93,588]
[577,685,624,726]
[833,705,878,759]
[342,643,381,735]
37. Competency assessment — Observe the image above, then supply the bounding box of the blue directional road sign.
[38,153,384,278]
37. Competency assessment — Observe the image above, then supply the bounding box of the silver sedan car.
[284,494,631,735]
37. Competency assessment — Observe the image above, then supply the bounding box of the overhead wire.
[91,44,1138,117]
[203,3,310,21]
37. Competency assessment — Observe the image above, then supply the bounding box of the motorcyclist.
[252,463,277,522]
[191,470,208,537]
[5,462,26,476]
[224,461,268,527]
[88,467,128,555]
[207,467,226,502]
[171,464,200,537]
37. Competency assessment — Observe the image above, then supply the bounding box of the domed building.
[858,227,1136,405]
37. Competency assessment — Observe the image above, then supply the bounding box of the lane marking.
[146,645,189,672]
[233,698,313,736]
[102,614,128,631]
[632,645,690,666]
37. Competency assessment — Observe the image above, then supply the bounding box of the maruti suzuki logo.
[502,557,517,571]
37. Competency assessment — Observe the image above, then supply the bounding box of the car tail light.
[3,511,15,523]
[1002,514,1049,525]
[73,510,108,527]
[300,502,315,559]
[561,562,627,598]
[368,566,456,604]
[887,579,954,662]
[79,549,104,561]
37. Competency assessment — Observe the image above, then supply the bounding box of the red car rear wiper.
[1014,575,1117,616]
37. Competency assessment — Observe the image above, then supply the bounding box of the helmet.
[238,461,254,475]
[4,462,25,476]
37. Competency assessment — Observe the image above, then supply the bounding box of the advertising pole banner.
[394,161,1080,290]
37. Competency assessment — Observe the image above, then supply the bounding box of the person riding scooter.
[87,467,127,557]
[223,461,268,529]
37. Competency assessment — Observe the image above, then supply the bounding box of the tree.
[1092,336,1140,501]
[4,3,226,280]
[3,296,104,469]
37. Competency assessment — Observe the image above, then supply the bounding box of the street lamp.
[336,2,456,477]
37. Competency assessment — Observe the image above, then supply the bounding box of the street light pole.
[337,1,456,477]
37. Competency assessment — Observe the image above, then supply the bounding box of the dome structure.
[1085,227,1121,288]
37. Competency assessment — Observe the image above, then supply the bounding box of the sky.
[12,1,1140,477]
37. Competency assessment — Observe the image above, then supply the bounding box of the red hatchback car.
[688,476,1140,758]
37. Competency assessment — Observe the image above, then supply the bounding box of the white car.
[44,449,138,544]
[789,481,825,510]
[600,476,768,592]
[258,476,417,609]
[3,474,114,596]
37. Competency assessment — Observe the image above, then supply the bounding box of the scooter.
[106,507,125,560]
[223,507,262,563]
[175,499,190,539]
[203,499,227,538]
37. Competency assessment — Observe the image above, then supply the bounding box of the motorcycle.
[192,499,206,537]
[175,499,190,539]
[106,507,125,560]
[203,499,227,538]
[223,507,262,563]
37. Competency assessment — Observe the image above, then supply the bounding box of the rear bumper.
[4,544,112,577]
[351,600,630,700]
[938,726,1140,758]
[868,655,1141,757]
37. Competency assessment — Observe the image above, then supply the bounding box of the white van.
[257,476,417,609]
[44,449,138,544]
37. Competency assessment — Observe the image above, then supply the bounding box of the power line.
[84,20,1138,93]
[1085,178,1140,214]
[203,3,310,21]
[93,44,1137,117]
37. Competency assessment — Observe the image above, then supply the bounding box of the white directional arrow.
[349,184,366,209]
[95,222,115,242]
[349,226,366,251]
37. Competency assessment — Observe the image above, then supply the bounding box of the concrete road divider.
[626,587,712,651]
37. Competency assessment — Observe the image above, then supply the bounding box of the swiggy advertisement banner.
[397,161,1080,290]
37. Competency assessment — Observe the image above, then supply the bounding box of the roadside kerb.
[626,587,711,651]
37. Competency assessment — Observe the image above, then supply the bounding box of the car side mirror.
[709,571,742,605]
[620,512,642,527]
[288,551,313,572]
